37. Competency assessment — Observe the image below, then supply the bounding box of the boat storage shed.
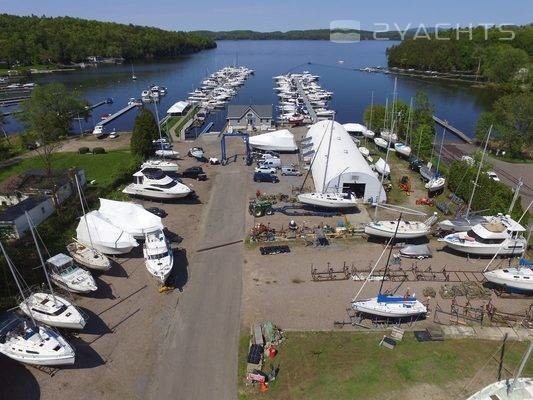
[305,120,386,203]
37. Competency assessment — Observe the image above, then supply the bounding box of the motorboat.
[365,213,438,239]
[352,293,427,318]
[46,253,97,294]
[66,241,111,272]
[188,147,205,159]
[19,292,86,329]
[362,129,375,139]
[374,137,388,150]
[76,211,139,255]
[439,214,527,256]
[141,158,179,173]
[358,147,370,158]
[249,129,298,152]
[0,316,75,366]
[425,176,446,192]
[297,192,358,209]
[483,264,533,293]
[155,149,179,159]
[380,130,397,144]
[373,158,390,176]
[143,229,173,284]
[438,214,488,232]
[123,168,192,199]
[394,142,411,157]
[92,125,104,136]
[288,114,305,126]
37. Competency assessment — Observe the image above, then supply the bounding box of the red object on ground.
[259,382,269,392]
[267,346,278,359]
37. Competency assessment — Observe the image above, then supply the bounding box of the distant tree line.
[192,29,402,41]
[386,25,532,84]
[0,14,216,66]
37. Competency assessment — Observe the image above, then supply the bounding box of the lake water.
[2,40,496,141]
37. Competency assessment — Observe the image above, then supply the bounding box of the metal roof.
[227,105,273,120]
[0,196,50,223]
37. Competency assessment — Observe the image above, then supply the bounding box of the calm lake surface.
[3,40,497,140]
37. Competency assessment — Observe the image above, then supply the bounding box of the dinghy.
[373,158,390,176]
[297,192,358,209]
[373,137,388,150]
[358,146,370,158]
[66,241,111,272]
[365,213,437,239]
[394,142,411,157]
[46,253,98,294]
[143,229,173,284]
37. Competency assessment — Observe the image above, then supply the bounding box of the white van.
[260,158,281,168]
[281,166,302,176]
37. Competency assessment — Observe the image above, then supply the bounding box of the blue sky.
[2,0,531,31]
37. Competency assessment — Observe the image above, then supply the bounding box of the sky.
[1,0,531,31]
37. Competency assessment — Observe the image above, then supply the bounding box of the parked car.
[258,158,281,168]
[487,171,500,182]
[281,166,302,176]
[255,166,277,174]
[253,172,279,183]
[182,166,207,181]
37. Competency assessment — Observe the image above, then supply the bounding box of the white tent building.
[305,120,386,203]
[249,129,298,152]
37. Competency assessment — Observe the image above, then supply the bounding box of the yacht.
[123,168,192,199]
[66,241,111,272]
[143,229,173,284]
[373,137,388,150]
[297,192,358,209]
[394,142,411,157]
[365,213,438,239]
[352,293,427,318]
[141,158,179,173]
[439,214,527,256]
[484,264,533,293]
[358,146,370,158]
[46,253,98,294]
[19,292,86,329]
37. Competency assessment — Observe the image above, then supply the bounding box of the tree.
[410,124,435,160]
[482,45,529,84]
[131,108,159,158]
[18,83,88,175]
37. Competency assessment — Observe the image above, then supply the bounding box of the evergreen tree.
[131,108,159,159]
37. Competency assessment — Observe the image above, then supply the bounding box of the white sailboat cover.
[98,198,163,237]
[76,210,138,252]
[249,129,298,152]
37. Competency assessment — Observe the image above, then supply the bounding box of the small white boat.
[19,293,86,329]
[143,229,173,284]
[365,213,438,239]
[380,130,397,143]
[66,240,111,272]
[374,137,388,150]
[155,149,179,159]
[394,142,411,157]
[141,158,179,172]
[297,192,358,209]
[46,253,97,294]
[425,176,446,192]
[123,168,192,199]
[352,293,427,318]
[188,147,205,159]
[374,157,390,176]
[484,265,533,293]
[358,146,370,158]
[92,125,104,136]
[362,129,375,139]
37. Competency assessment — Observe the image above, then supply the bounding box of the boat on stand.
[143,229,174,284]
[365,212,438,239]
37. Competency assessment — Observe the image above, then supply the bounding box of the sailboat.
[131,64,137,80]
[297,116,358,209]
[18,213,86,329]
[365,212,438,239]
[424,128,446,193]
[353,215,428,318]
[0,242,76,366]
[483,258,533,293]
[67,174,111,272]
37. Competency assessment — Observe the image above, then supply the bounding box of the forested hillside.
[386,25,532,84]
[0,14,216,65]
[192,29,401,41]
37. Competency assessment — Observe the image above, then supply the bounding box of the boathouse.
[226,105,273,130]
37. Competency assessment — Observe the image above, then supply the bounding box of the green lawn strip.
[238,331,532,400]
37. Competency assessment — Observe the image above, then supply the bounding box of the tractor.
[248,200,275,217]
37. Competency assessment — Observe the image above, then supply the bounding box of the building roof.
[0,168,80,195]
[0,196,50,223]
[227,105,273,120]
[167,101,190,114]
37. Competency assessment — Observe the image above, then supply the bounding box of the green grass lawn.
[238,331,532,400]
[0,150,138,187]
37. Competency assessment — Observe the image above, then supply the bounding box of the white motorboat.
[19,292,86,329]
[484,265,533,293]
[155,149,179,159]
[373,157,390,176]
[92,125,104,136]
[362,129,375,139]
[66,241,111,272]
[46,253,97,294]
[297,192,358,209]
[123,168,192,199]
[76,211,138,255]
[365,213,438,239]
[394,142,411,157]
[439,215,527,256]
[352,294,427,318]
[358,146,370,158]
[249,129,298,152]
[425,176,446,192]
[374,137,388,150]
[188,147,205,159]
[380,130,397,144]
[0,317,75,366]
[141,158,179,172]
[143,229,173,284]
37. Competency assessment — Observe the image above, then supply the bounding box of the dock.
[87,99,111,110]
[96,103,137,127]
[293,77,317,123]
[433,115,472,143]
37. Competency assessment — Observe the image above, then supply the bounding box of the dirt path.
[148,164,247,400]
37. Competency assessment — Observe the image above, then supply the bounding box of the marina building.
[166,101,191,116]
[304,120,387,203]
[226,105,273,130]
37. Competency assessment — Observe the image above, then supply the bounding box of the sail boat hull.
[352,296,427,318]
[67,242,111,271]
[365,221,430,239]
[19,293,86,329]
[297,193,358,209]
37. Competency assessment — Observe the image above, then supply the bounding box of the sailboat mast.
[406,97,413,146]
[321,113,335,193]
[508,177,523,215]
[25,212,57,303]
[435,128,446,174]
[510,342,533,392]
[368,91,374,131]
[378,213,402,295]
[0,241,37,327]
[383,98,389,131]
[466,125,492,217]
[75,174,95,251]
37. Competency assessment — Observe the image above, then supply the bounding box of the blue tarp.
[519,258,533,267]
[377,294,416,303]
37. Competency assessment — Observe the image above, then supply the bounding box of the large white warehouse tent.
[305,120,387,203]
[248,129,298,152]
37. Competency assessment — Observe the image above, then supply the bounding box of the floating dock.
[293,77,317,123]
[87,99,112,111]
[95,103,137,127]
[433,116,472,143]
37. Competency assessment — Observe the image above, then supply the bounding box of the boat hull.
[352,298,427,318]
[67,243,111,271]
[483,270,533,292]
[19,294,86,329]
[297,193,357,209]
[441,237,527,256]
[365,223,429,239]
[123,185,191,199]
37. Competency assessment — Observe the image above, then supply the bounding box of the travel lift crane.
[220,131,253,165]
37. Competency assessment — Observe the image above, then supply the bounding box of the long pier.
[95,103,137,127]
[433,115,472,143]
[87,99,112,111]
[293,77,317,123]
